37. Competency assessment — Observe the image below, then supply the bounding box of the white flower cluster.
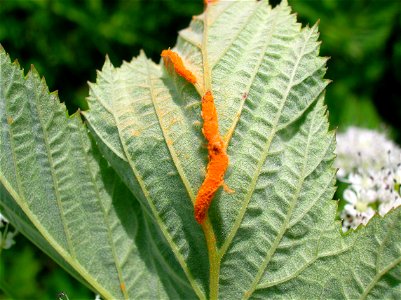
[336,127,401,232]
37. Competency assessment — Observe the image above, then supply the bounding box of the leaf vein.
[223,7,280,145]
[75,124,129,300]
[97,62,206,300]
[219,24,317,265]
[144,58,197,204]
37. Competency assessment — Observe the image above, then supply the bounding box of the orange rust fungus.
[120,282,126,293]
[223,182,235,194]
[161,49,197,84]
[194,91,229,224]
[204,0,218,5]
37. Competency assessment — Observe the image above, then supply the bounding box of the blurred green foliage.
[0,0,203,113]
[291,0,401,141]
[1,0,400,298]
[0,231,92,300]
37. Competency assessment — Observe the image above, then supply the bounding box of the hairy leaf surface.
[1,0,400,299]
[0,46,195,300]
[83,0,314,298]
[84,1,401,299]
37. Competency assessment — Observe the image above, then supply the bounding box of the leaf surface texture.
[1,1,400,299]
[0,46,194,300]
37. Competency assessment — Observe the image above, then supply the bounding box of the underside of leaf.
[0,46,195,300]
[84,1,338,298]
[1,0,400,299]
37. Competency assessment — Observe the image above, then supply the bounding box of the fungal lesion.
[160,48,230,225]
[161,49,197,85]
[194,90,229,224]
[210,139,224,155]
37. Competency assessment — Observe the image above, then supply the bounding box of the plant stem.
[202,218,219,300]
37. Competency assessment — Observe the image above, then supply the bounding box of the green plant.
[1,1,400,299]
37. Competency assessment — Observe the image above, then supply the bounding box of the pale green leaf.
[2,0,401,299]
[84,1,400,299]
[85,1,328,298]
[253,207,401,299]
[0,46,195,300]
[1,181,88,287]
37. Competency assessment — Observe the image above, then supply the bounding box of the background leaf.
[0,45,195,300]
[254,208,401,299]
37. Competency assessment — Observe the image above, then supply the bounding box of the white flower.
[341,188,376,231]
[378,201,392,216]
[343,188,359,204]
[341,204,375,231]
[393,166,401,184]
[336,127,401,176]
[0,211,17,250]
[0,229,17,250]
[378,192,401,216]
[0,212,8,228]
[336,127,401,232]
[348,172,374,189]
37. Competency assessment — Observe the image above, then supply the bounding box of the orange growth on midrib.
[194,91,229,224]
[161,49,197,84]
[160,47,228,224]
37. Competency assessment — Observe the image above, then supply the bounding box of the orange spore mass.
[194,91,229,224]
[161,49,197,84]
[120,283,126,293]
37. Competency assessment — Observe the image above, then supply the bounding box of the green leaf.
[2,0,401,299]
[0,45,195,299]
[256,208,401,299]
[83,0,325,297]
[84,1,401,298]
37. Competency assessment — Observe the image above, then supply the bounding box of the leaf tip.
[70,108,83,122]
[29,63,39,77]
[50,89,59,98]
[103,54,114,69]
[13,58,21,70]
[139,49,148,61]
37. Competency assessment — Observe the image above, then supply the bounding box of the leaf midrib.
[101,63,206,300]
[243,91,314,299]
[210,2,260,70]
[145,59,197,204]
[29,75,76,258]
[222,6,279,145]
[75,122,128,300]
[218,20,315,262]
